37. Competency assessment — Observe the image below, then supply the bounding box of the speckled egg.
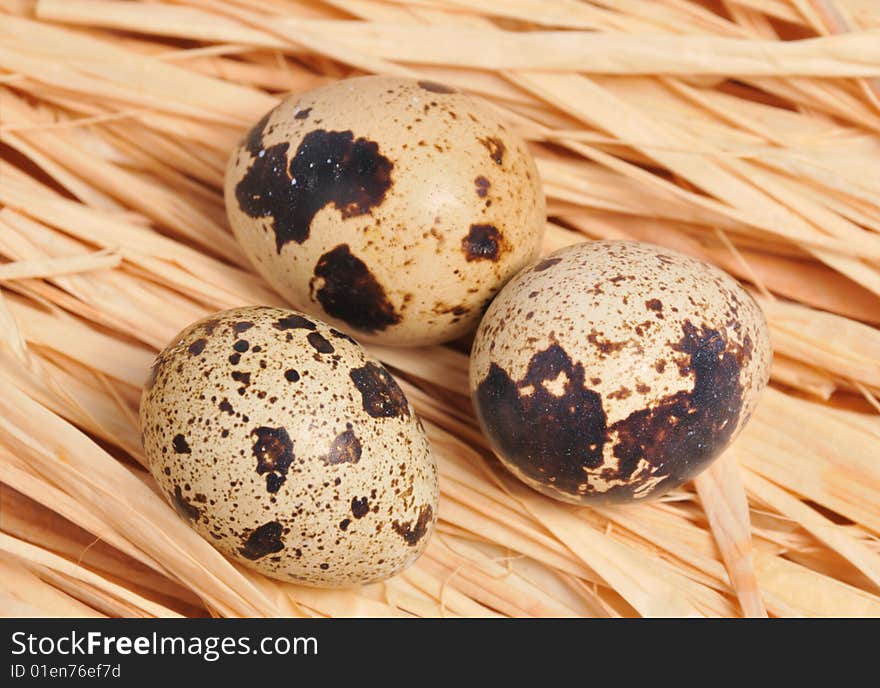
[469,241,771,504]
[140,306,438,587]
[224,76,545,347]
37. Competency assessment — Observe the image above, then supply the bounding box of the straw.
[0,0,877,618]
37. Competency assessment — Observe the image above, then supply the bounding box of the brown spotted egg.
[224,76,545,347]
[469,241,771,504]
[140,306,438,587]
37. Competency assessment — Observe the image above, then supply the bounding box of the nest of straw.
[0,0,878,618]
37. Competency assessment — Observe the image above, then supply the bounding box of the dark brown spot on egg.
[634,320,653,337]
[251,426,295,493]
[242,108,275,156]
[329,328,357,344]
[231,370,251,395]
[239,521,285,560]
[586,329,628,356]
[204,322,224,340]
[475,320,747,502]
[311,244,401,333]
[740,334,754,364]
[646,299,663,312]
[533,257,561,272]
[474,175,490,197]
[607,321,744,485]
[233,321,254,335]
[172,434,191,454]
[418,80,456,94]
[323,426,362,465]
[475,344,607,495]
[284,369,300,382]
[170,485,201,522]
[294,107,312,120]
[349,362,410,419]
[351,496,370,519]
[307,331,335,354]
[274,314,316,331]
[234,129,393,253]
[433,302,469,316]
[462,224,504,262]
[233,339,249,353]
[218,398,234,415]
[391,505,433,546]
[478,136,505,165]
[188,339,207,356]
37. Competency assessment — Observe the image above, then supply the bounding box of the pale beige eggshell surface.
[469,241,772,504]
[224,76,545,346]
[140,306,438,587]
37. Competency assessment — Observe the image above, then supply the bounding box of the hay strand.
[0,0,878,618]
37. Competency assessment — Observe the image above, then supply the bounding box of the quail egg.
[140,306,438,586]
[225,76,545,346]
[469,241,772,504]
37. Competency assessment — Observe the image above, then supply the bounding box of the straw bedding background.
[0,0,878,618]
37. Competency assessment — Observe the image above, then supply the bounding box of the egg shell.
[224,76,545,346]
[469,241,772,504]
[140,306,438,587]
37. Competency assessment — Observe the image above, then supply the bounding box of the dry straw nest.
[0,0,879,618]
